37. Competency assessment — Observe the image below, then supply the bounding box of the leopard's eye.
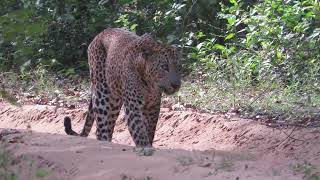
[161,64,169,71]
[177,64,182,72]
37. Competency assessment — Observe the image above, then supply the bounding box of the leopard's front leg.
[143,97,161,146]
[124,98,151,147]
[123,78,151,147]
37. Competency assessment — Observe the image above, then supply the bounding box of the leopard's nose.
[168,72,181,90]
[170,81,181,90]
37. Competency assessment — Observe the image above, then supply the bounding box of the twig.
[276,126,305,148]
[281,127,304,142]
[276,126,297,147]
[247,88,278,109]
[181,0,198,41]
[0,72,15,77]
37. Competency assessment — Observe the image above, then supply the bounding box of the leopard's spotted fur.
[64,28,182,147]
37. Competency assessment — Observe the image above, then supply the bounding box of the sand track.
[0,102,319,180]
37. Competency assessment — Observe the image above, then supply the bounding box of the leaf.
[213,44,225,51]
[66,68,75,76]
[276,51,282,59]
[0,89,19,106]
[186,39,193,46]
[229,0,238,6]
[130,24,138,31]
[225,33,235,40]
[175,16,182,21]
[196,42,204,50]
[176,4,186,10]
[227,16,236,26]
[166,34,177,43]
[35,169,49,178]
[196,31,205,38]
[98,0,109,5]
[304,11,314,17]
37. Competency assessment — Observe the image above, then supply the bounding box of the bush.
[0,0,232,72]
[191,0,320,92]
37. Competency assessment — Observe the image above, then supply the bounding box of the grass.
[169,75,320,126]
[0,142,17,180]
[134,147,155,156]
[35,169,49,178]
[290,161,320,180]
[1,66,320,126]
[176,155,194,166]
[0,68,90,107]
[0,143,51,180]
[214,156,234,172]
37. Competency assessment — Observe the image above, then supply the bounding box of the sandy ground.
[0,101,319,180]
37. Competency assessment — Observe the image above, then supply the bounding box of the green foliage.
[35,169,49,178]
[0,142,17,180]
[0,89,19,106]
[172,0,319,121]
[0,0,230,72]
[239,0,320,90]
[0,0,118,71]
[0,0,319,121]
[0,6,46,71]
[290,161,320,180]
[192,0,320,90]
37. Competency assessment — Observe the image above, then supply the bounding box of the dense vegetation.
[1,0,319,123]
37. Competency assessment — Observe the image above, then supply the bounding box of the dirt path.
[0,102,319,179]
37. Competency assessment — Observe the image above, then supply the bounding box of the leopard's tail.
[64,116,79,136]
[64,98,94,137]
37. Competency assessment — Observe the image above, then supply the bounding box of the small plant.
[176,156,194,166]
[35,169,49,178]
[177,0,320,124]
[134,147,155,156]
[0,142,17,180]
[290,161,320,180]
[203,171,216,178]
[214,156,234,172]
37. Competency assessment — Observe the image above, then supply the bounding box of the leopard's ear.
[137,33,154,46]
[141,33,156,40]
[170,44,183,60]
[141,48,153,60]
[171,44,183,54]
[137,33,157,60]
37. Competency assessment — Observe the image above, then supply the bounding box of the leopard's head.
[135,34,182,95]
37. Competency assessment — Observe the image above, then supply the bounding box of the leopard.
[64,28,182,147]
